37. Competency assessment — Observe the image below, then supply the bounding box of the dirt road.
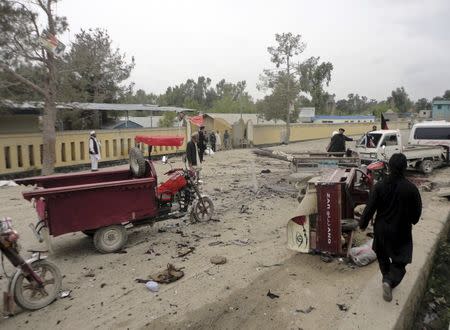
[0,137,447,330]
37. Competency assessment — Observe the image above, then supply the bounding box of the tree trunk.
[41,0,57,175]
[285,58,291,144]
[41,99,56,175]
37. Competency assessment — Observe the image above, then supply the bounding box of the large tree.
[57,28,135,129]
[414,98,432,111]
[0,0,67,175]
[259,33,306,143]
[297,56,333,113]
[388,87,412,113]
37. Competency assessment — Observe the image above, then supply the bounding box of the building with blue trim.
[432,100,450,121]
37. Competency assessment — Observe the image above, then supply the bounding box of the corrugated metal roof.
[314,115,375,120]
[118,116,165,128]
[205,113,285,125]
[0,100,195,113]
[433,100,450,105]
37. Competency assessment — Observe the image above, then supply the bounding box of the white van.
[409,121,450,148]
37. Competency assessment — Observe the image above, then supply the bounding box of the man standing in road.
[359,153,422,302]
[198,126,207,162]
[215,131,221,151]
[223,130,230,150]
[89,131,101,171]
[209,131,216,152]
[327,128,353,156]
[186,132,200,169]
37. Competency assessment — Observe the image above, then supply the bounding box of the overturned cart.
[287,167,370,256]
[253,149,360,171]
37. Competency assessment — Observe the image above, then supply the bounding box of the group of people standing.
[186,126,230,169]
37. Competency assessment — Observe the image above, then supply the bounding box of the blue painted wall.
[432,101,450,121]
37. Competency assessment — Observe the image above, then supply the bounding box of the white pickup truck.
[355,129,449,174]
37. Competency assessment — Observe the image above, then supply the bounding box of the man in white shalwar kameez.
[89,131,101,171]
[215,131,221,151]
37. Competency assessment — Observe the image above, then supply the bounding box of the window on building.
[437,105,442,109]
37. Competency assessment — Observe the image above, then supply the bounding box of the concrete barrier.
[0,127,186,175]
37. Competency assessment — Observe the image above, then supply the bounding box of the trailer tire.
[341,218,359,231]
[82,230,95,237]
[93,225,127,253]
[129,147,146,178]
[420,159,433,174]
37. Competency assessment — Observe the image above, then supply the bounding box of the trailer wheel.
[93,225,128,253]
[420,159,433,174]
[129,147,147,178]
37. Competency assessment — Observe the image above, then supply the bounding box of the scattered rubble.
[266,290,280,299]
[210,256,227,265]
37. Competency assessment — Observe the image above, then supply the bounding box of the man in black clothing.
[198,126,207,163]
[186,133,200,169]
[327,128,353,156]
[209,131,216,152]
[360,153,422,302]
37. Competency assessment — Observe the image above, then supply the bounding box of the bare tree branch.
[0,63,48,97]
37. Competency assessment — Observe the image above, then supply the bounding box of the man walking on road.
[327,128,353,156]
[359,153,422,302]
[89,131,101,171]
[198,126,207,162]
[186,132,200,169]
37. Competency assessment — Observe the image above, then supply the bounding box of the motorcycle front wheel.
[191,196,214,222]
[13,259,62,310]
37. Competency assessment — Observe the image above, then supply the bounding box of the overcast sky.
[56,0,450,102]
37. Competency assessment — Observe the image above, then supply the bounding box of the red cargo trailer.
[15,136,214,253]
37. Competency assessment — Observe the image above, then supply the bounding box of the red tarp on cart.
[135,135,184,147]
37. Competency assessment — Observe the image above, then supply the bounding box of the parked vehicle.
[356,129,449,174]
[409,121,450,148]
[1,217,61,311]
[15,136,214,254]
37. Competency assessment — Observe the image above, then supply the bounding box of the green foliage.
[387,87,412,113]
[297,56,333,113]
[443,90,450,100]
[414,98,432,111]
[58,28,135,103]
[336,94,377,115]
[369,101,390,117]
[158,111,177,127]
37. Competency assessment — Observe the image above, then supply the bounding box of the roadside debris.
[59,290,72,299]
[0,181,18,188]
[239,205,250,214]
[210,256,227,265]
[145,281,159,292]
[208,241,223,246]
[337,303,348,311]
[229,239,250,246]
[320,254,333,263]
[151,264,184,283]
[296,306,315,314]
[177,247,195,258]
[260,169,271,174]
[349,239,376,266]
[266,290,280,299]
[257,263,283,268]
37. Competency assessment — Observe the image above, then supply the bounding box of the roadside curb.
[338,206,450,330]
